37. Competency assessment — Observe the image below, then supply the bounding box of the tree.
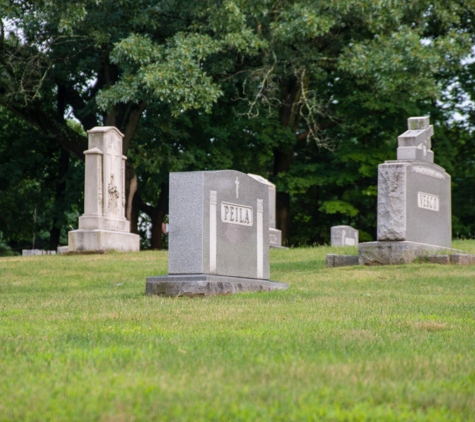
[1,0,473,249]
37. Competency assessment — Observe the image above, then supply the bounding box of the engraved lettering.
[221,202,253,226]
[417,192,439,211]
[413,166,444,179]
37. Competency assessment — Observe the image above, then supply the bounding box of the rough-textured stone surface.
[449,254,471,265]
[331,226,359,246]
[146,274,288,297]
[418,255,450,264]
[326,254,359,267]
[22,249,56,256]
[377,163,407,241]
[358,241,463,266]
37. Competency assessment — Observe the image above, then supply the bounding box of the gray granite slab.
[146,274,288,297]
[418,255,450,264]
[22,249,56,256]
[326,254,359,267]
[449,254,472,265]
[248,173,283,247]
[149,170,283,296]
[169,170,270,280]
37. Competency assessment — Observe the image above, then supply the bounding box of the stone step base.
[326,255,359,267]
[146,274,289,297]
[358,241,465,265]
[68,229,140,253]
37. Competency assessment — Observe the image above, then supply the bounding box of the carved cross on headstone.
[235,177,240,199]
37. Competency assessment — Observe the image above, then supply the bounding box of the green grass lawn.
[1,241,475,421]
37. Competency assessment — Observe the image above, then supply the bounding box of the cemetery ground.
[1,242,475,422]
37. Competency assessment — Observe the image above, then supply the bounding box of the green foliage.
[0,106,83,253]
[2,0,475,249]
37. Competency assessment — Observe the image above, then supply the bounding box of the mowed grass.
[1,241,475,421]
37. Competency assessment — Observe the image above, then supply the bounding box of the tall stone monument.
[248,174,283,248]
[331,226,358,247]
[359,117,457,265]
[146,170,288,296]
[68,127,140,252]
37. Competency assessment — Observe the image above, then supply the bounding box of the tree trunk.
[49,146,70,250]
[125,163,138,233]
[136,182,169,250]
[150,182,169,250]
[273,77,303,245]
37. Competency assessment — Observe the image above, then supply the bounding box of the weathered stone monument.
[68,127,140,253]
[359,116,457,265]
[331,226,358,247]
[248,174,283,248]
[146,170,288,296]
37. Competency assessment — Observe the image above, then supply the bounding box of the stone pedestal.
[68,126,140,253]
[359,117,454,265]
[146,170,288,296]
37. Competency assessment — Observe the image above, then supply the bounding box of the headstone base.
[146,274,289,297]
[359,241,464,266]
[68,230,140,253]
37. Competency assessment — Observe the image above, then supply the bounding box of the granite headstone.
[359,117,457,265]
[248,174,283,248]
[331,226,358,247]
[146,170,288,296]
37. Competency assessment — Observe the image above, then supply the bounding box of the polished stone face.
[168,170,270,280]
[331,226,359,246]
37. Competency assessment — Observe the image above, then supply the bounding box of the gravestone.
[331,226,358,247]
[68,127,140,253]
[359,117,459,265]
[22,249,56,256]
[248,174,283,248]
[146,170,288,296]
